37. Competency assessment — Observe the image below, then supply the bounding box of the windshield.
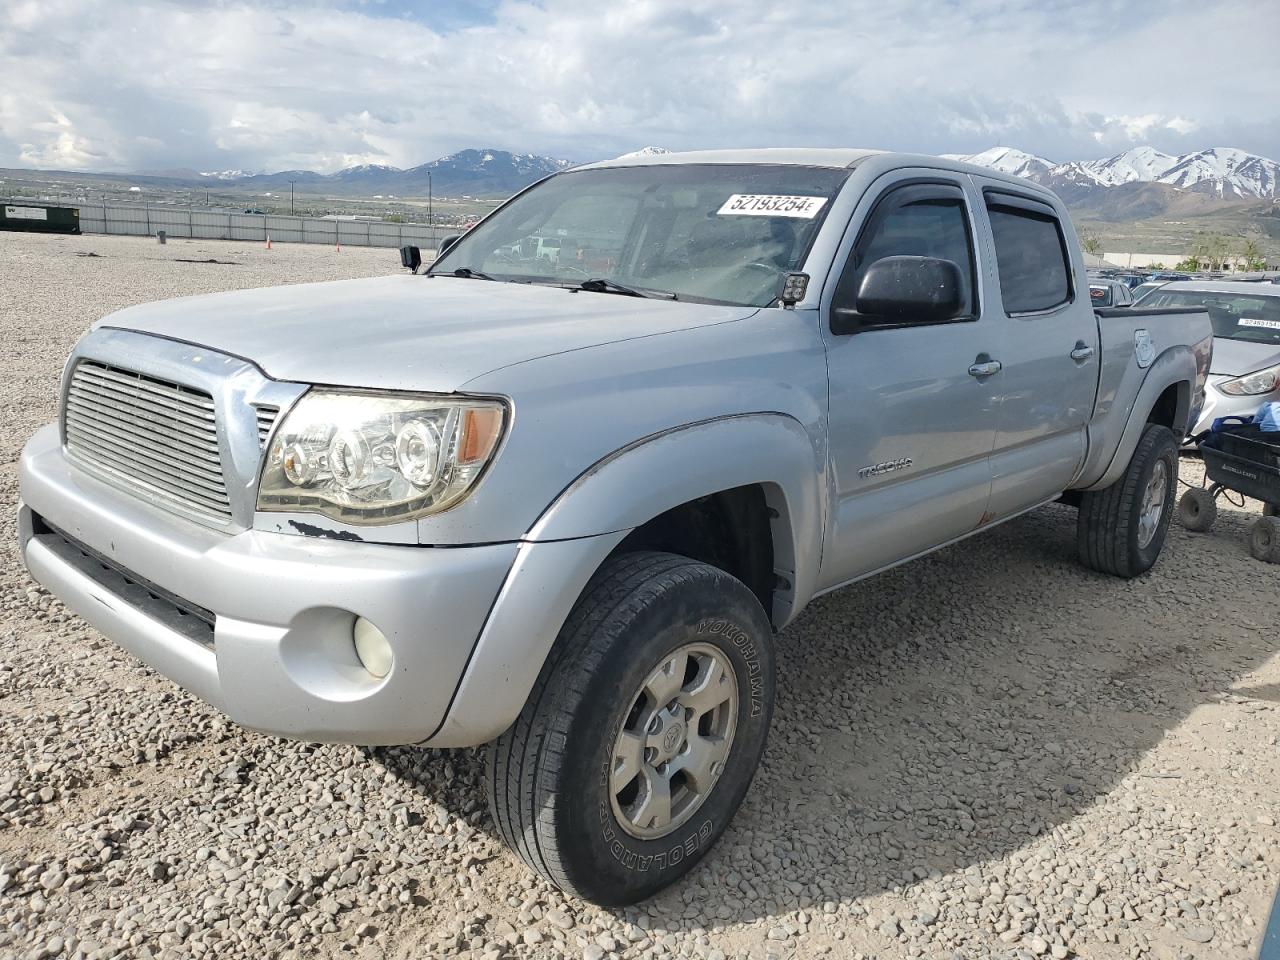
[430,164,850,306]
[1138,289,1280,344]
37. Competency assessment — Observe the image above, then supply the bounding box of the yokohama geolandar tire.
[486,551,775,905]
[1078,424,1179,578]
[1177,487,1218,532]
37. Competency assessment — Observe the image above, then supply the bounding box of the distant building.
[1104,251,1278,271]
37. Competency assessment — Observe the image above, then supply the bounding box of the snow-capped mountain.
[1157,148,1279,198]
[952,145,1280,199]
[197,169,251,181]
[616,146,672,159]
[400,149,573,195]
[1070,147,1178,186]
[942,147,1054,180]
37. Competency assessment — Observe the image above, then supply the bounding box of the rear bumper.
[19,424,518,745]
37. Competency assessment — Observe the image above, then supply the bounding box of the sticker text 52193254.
[716,195,828,219]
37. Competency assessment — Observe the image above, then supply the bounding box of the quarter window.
[986,201,1072,314]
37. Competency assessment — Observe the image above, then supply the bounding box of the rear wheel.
[1078,424,1178,578]
[486,551,775,905]
[1177,487,1218,532]
[1249,517,1280,563]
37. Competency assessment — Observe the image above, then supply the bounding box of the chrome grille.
[255,405,279,448]
[64,360,232,524]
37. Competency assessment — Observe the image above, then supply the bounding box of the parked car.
[1089,278,1135,307]
[1116,273,1148,289]
[1132,280,1168,303]
[18,149,1212,905]
[1137,281,1280,435]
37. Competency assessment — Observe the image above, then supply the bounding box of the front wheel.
[1077,424,1178,578]
[486,551,775,905]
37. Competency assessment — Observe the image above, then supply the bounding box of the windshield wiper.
[450,267,497,281]
[576,278,677,300]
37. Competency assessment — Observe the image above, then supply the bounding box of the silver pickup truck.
[19,149,1212,905]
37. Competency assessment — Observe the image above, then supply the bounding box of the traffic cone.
[265,234,272,250]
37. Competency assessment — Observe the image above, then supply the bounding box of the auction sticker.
[4,206,47,221]
[1239,318,1280,330]
[717,194,827,218]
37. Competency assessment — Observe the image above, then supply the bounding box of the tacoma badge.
[858,457,913,479]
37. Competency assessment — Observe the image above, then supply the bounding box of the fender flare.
[527,411,825,618]
[424,413,826,748]
[1082,346,1195,492]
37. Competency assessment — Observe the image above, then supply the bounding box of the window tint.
[834,188,977,323]
[987,203,1071,314]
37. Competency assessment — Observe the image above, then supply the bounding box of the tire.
[1249,517,1280,563]
[1177,487,1218,532]
[1078,424,1179,578]
[486,551,775,905]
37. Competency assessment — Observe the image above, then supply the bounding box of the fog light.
[353,618,393,679]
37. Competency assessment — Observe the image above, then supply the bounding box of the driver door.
[817,172,1000,590]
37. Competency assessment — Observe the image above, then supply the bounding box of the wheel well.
[1146,382,1186,432]
[612,485,777,621]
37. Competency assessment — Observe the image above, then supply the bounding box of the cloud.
[0,0,1275,173]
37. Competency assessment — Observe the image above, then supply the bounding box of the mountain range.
[942,145,1280,200]
[13,144,1280,218]
[138,148,575,197]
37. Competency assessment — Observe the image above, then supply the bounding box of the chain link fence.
[6,199,450,249]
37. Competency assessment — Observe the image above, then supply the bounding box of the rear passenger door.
[977,188,1098,517]
[818,171,999,590]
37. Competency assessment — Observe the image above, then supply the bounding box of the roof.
[1158,280,1280,296]
[573,148,1064,206]
[578,148,886,171]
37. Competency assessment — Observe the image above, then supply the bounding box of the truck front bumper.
[18,425,519,745]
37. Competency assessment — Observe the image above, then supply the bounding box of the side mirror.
[439,234,462,258]
[833,255,965,333]
[399,245,422,272]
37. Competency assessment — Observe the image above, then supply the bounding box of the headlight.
[257,390,506,523]
[1218,363,1280,396]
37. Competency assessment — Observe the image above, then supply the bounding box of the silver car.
[1138,281,1280,434]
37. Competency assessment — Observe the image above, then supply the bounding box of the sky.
[1,0,1276,174]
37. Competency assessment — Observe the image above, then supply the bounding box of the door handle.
[1070,342,1095,362]
[968,358,1002,378]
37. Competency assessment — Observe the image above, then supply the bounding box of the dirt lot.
[1,232,1277,960]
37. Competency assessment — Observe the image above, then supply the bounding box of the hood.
[1210,336,1280,377]
[97,275,755,393]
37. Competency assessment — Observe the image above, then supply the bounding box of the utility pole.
[289,179,296,215]
[428,172,433,231]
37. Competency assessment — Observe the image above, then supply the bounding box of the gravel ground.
[2,231,1278,960]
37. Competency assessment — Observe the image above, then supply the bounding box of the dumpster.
[1,203,81,235]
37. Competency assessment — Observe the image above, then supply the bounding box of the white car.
[1138,281,1280,435]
